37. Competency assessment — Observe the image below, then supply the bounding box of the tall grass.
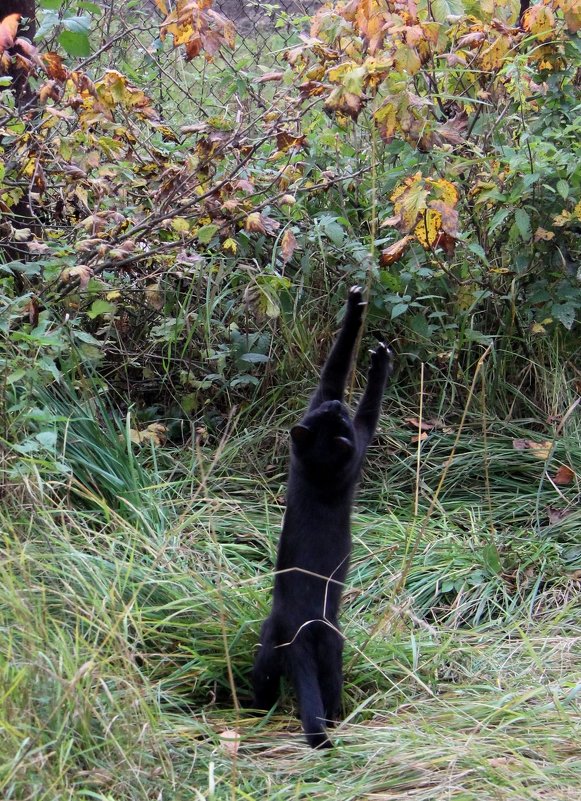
[1,352,579,798]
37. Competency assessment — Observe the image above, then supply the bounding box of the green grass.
[1,380,580,800]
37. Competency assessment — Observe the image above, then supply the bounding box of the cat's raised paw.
[370,342,394,375]
[348,285,366,307]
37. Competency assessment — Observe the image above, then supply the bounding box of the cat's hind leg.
[318,628,344,726]
[252,619,282,711]
[288,645,331,749]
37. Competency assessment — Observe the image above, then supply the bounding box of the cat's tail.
[289,651,331,749]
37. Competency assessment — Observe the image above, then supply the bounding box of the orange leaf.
[522,4,556,42]
[276,131,307,153]
[280,228,297,263]
[0,13,20,55]
[380,235,413,266]
[552,465,575,486]
[42,52,68,82]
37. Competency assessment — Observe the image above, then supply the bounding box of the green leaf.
[197,224,219,244]
[239,353,269,364]
[482,543,502,575]
[551,302,576,330]
[6,369,26,385]
[58,30,91,57]
[467,242,490,266]
[323,221,345,247]
[488,208,511,235]
[391,302,408,320]
[62,15,92,35]
[514,208,531,242]
[556,179,569,200]
[39,0,63,9]
[87,299,117,319]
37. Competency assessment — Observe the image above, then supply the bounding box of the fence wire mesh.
[65,1,323,128]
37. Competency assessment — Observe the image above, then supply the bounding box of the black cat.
[252,286,394,748]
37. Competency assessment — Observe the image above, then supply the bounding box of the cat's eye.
[334,436,353,455]
[290,425,313,446]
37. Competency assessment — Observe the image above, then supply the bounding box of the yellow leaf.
[222,237,237,254]
[427,177,459,207]
[512,439,553,460]
[172,217,191,233]
[530,322,546,335]
[390,172,428,233]
[415,209,442,248]
[479,35,511,71]
[523,5,556,42]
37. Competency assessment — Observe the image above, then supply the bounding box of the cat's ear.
[334,436,354,456]
[290,425,313,447]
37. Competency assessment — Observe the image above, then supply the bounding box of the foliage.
[0,0,579,430]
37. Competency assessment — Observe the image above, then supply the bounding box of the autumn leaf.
[429,200,459,237]
[0,13,19,56]
[128,423,167,446]
[522,4,556,43]
[160,0,235,62]
[255,71,285,83]
[276,131,307,153]
[280,228,297,263]
[552,465,575,486]
[42,52,68,82]
[512,439,553,460]
[324,85,363,121]
[394,43,421,76]
[478,35,511,71]
[390,172,429,233]
[245,213,280,236]
[415,209,442,248]
[61,264,92,290]
[380,235,413,266]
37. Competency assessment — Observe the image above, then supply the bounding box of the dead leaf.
[280,228,297,264]
[547,506,571,526]
[245,212,280,236]
[552,465,575,486]
[380,235,413,266]
[145,283,164,310]
[534,227,554,241]
[406,418,439,433]
[128,423,167,446]
[61,264,92,290]
[256,71,285,83]
[219,728,240,756]
[512,439,553,460]
[411,431,429,443]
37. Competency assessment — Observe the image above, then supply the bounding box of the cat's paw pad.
[370,342,394,374]
[348,285,366,307]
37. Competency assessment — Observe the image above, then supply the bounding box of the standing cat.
[252,286,394,748]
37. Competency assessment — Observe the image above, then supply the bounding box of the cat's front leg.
[309,286,366,409]
[353,342,394,444]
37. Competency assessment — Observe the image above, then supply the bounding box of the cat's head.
[290,400,355,470]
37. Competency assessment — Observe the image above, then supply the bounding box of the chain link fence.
[74,1,322,127]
